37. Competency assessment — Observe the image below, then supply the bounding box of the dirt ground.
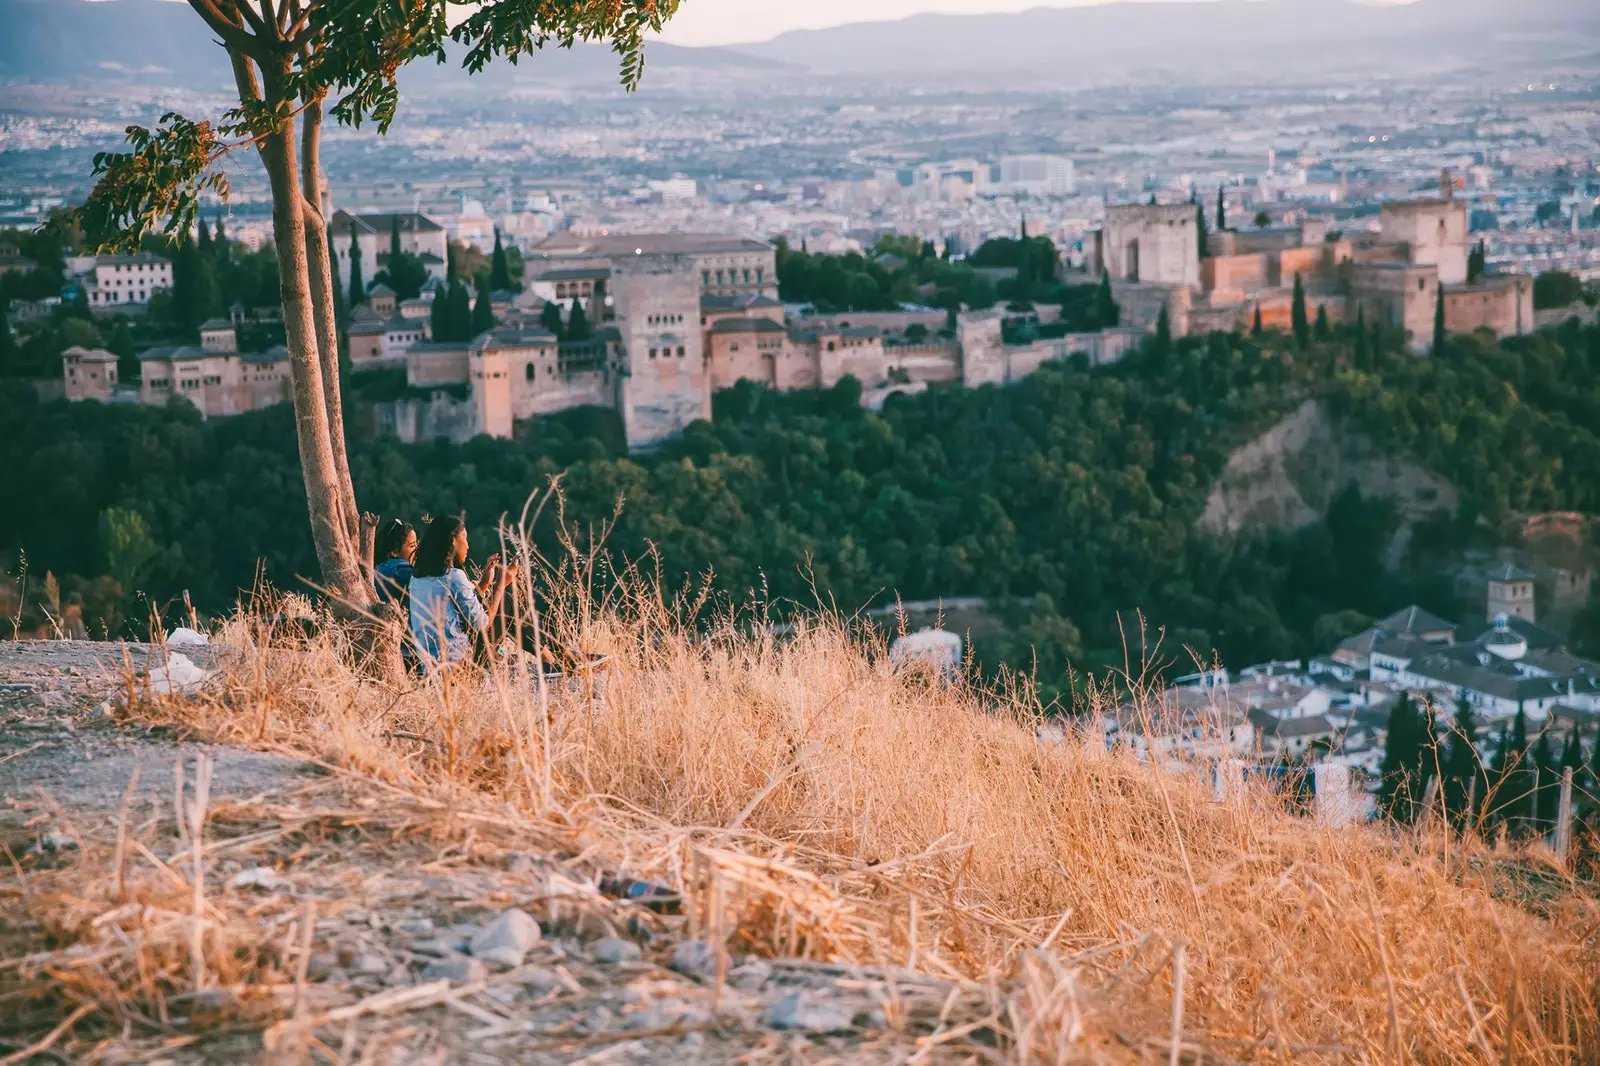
[0,641,1027,1066]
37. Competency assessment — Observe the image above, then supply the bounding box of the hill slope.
[730,0,1600,75]
[0,0,773,89]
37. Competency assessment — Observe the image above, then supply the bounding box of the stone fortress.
[1097,172,1534,351]
[365,231,1146,451]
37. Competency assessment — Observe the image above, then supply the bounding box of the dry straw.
[5,489,1599,1063]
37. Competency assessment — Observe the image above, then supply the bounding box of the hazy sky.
[659,0,1141,46]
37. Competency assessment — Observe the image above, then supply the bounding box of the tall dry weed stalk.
[142,491,1600,1062]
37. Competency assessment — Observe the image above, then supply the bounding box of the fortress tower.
[1103,203,1200,288]
[611,253,711,451]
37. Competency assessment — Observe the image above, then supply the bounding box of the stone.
[728,959,773,990]
[519,967,563,994]
[228,866,285,891]
[469,909,541,968]
[410,937,466,958]
[307,952,339,980]
[351,953,389,976]
[764,991,855,1034]
[625,999,711,1030]
[421,957,486,984]
[592,937,642,964]
[0,683,40,695]
[475,946,526,970]
[395,917,435,935]
[670,938,718,978]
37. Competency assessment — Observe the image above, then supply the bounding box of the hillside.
[729,0,1600,76]
[0,0,775,89]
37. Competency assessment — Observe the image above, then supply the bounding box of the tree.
[330,225,347,330]
[1151,303,1172,366]
[389,217,403,265]
[1291,272,1309,349]
[430,281,454,342]
[170,226,203,333]
[1251,305,1263,336]
[1432,281,1447,354]
[1533,270,1582,310]
[1314,304,1330,341]
[448,281,473,340]
[1195,195,1209,259]
[472,272,495,334]
[1215,187,1227,232]
[1253,210,1272,230]
[489,228,512,292]
[1467,241,1486,284]
[108,319,138,382]
[70,0,681,606]
[197,216,212,253]
[347,221,365,306]
[1353,305,1369,370]
[0,300,16,376]
[1531,729,1558,832]
[567,296,590,341]
[213,215,229,262]
[1442,699,1481,821]
[540,298,565,340]
[1095,269,1119,328]
[1380,694,1423,820]
[99,506,157,597]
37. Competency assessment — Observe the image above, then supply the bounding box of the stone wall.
[612,254,712,451]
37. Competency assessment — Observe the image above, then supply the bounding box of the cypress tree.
[1195,195,1209,259]
[1096,269,1119,328]
[446,243,457,287]
[197,217,211,252]
[540,298,565,340]
[1251,305,1263,336]
[489,228,512,292]
[1443,699,1479,821]
[1216,186,1227,232]
[389,216,402,263]
[108,319,137,382]
[213,215,229,263]
[1500,710,1533,832]
[567,296,590,341]
[1291,272,1309,349]
[430,284,452,342]
[1380,694,1422,821]
[1314,304,1330,341]
[348,221,365,306]
[0,300,18,375]
[447,281,472,341]
[1531,729,1558,832]
[1353,305,1369,369]
[1432,281,1447,354]
[171,226,202,333]
[1151,303,1172,366]
[330,225,347,328]
[472,273,495,334]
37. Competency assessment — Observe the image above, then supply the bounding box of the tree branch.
[185,0,260,57]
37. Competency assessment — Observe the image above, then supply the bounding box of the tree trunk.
[300,98,361,545]
[252,57,368,606]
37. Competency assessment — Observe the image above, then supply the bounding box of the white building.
[997,155,1075,198]
[86,252,172,308]
[329,211,450,289]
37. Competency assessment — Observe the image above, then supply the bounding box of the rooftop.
[332,210,443,235]
[1488,563,1536,583]
[709,317,787,335]
[531,232,773,259]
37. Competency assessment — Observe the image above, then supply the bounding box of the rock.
[475,946,526,970]
[519,967,563,993]
[166,627,210,647]
[228,866,286,891]
[39,691,74,710]
[469,909,541,968]
[420,957,485,984]
[0,683,39,695]
[146,652,214,696]
[593,937,642,964]
[728,959,773,990]
[351,953,389,976]
[670,939,718,978]
[307,952,339,980]
[626,998,711,1030]
[764,991,855,1034]
[395,918,435,935]
[411,937,467,958]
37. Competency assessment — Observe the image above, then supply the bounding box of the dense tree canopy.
[4,321,1598,695]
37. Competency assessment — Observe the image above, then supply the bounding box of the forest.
[4,314,1598,701]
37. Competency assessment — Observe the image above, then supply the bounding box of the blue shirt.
[408,569,489,671]
[374,558,414,606]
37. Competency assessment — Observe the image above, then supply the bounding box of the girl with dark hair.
[408,515,511,673]
[373,518,417,606]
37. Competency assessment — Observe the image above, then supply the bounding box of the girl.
[407,515,510,673]
[373,518,417,607]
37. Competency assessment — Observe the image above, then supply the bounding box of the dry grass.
[8,508,1600,1063]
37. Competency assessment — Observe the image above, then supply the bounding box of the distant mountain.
[0,0,772,89]
[728,0,1600,76]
